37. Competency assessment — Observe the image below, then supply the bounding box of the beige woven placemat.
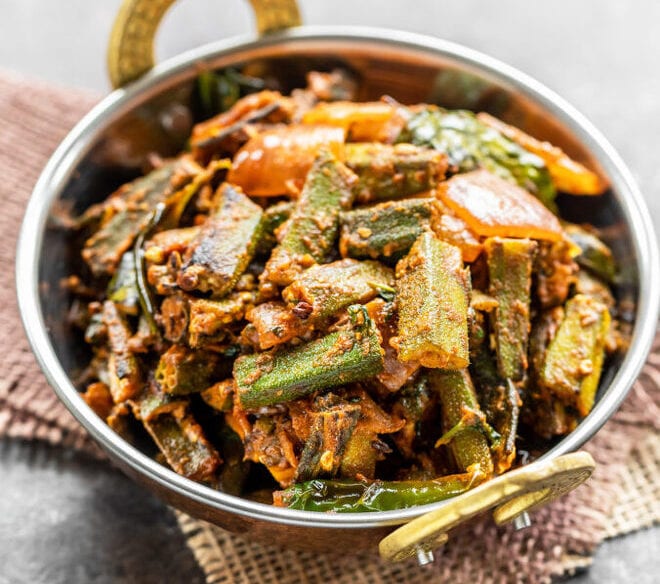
[0,69,658,584]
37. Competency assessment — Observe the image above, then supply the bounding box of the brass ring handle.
[379,451,595,563]
[107,0,302,88]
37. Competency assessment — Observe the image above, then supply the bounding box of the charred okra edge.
[179,184,263,297]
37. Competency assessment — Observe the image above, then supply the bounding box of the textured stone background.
[1,1,658,583]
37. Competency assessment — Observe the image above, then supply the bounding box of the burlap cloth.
[0,69,658,584]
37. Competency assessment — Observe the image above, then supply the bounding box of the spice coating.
[67,69,618,512]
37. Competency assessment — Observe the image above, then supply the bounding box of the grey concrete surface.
[1,1,658,582]
[0,441,204,584]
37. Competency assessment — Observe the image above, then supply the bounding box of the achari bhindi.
[68,68,621,513]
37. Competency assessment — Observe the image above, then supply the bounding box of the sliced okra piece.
[528,306,566,380]
[468,309,518,474]
[539,294,610,416]
[262,149,356,286]
[282,258,395,322]
[391,373,435,459]
[131,380,188,422]
[534,239,578,309]
[83,157,200,276]
[274,473,480,512]
[482,380,520,475]
[143,406,221,482]
[187,291,256,348]
[155,345,220,395]
[339,197,434,264]
[254,200,293,257]
[228,412,298,487]
[217,425,251,496]
[234,305,384,410]
[294,394,361,482]
[107,251,140,316]
[574,270,615,310]
[523,306,572,439]
[365,298,421,392]
[245,301,311,350]
[84,303,107,345]
[393,232,471,369]
[164,158,232,226]
[337,388,404,480]
[160,293,190,344]
[564,223,617,282]
[485,237,537,381]
[344,142,447,204]
[144,226,201,265]
[428,369,495,478]
[103,300,141,403]
[178,183,263,297]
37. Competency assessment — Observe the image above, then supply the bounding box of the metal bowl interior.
[16,27,659,542]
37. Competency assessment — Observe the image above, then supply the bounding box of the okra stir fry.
[68,69,625,513]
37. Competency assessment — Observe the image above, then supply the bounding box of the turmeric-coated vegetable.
[103,300,141,403]
[302,101,399,142]
[393,233,470,369]
[282,258,395,322]
[564,223,617,282]
[83,158,200,276]
[155,345,219,395]
[227,124,345,196]
[234,305,383,409]
[485,237,537,381]
[178,183,263,297]
[339,198,435,264]
[69,68,625,511]
[263,149,356,286]
[143,406,221,482]
[539,294,610,416]
[428,369,495,478]
[344,142,447,203]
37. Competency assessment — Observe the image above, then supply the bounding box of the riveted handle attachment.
[379,451,595,563]
[108,0,301,88]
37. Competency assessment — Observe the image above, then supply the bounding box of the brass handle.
[107,0,302,88]
[379,451,595,563]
